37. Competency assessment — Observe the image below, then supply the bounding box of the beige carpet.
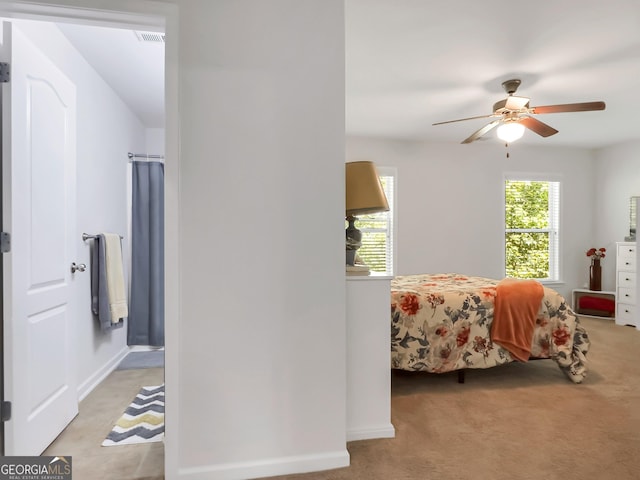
[44,368,164,480]
[268,317,640,480]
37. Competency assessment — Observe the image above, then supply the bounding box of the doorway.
[0,2,173,469]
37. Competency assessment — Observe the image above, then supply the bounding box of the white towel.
[104,233,128,323]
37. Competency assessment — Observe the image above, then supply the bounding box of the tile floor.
[43,367,165,480]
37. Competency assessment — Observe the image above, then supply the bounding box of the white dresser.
[615,241,637,327]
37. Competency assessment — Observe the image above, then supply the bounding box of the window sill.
[346,271,393,281]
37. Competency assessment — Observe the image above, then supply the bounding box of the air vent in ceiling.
[134,31,165,43]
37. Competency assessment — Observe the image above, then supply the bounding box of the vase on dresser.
[589,258,602,291]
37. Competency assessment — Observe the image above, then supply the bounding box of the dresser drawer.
[618,271,637,288]
[618,243,637,257]
[618,287,636,305]
[617,303,635,324]
[617,254,636,271]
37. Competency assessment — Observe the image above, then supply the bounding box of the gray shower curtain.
[128,160,165,346]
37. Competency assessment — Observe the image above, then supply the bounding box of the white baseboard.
[76,346,130,401]
[177,449,350,480]
[346,424,395,442]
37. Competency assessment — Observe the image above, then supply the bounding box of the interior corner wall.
[594,140,640,291]
[145,128,165,155]
[346,136,597,300]
[13,20,147,399]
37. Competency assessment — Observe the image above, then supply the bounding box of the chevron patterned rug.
[102,384,164,446]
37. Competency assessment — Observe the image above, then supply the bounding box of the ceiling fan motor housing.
[493,97,530,113]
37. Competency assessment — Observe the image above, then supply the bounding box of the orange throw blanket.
[491,278,544,362]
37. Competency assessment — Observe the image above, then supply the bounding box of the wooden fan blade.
[433,114,495,126]
[530,101,606,114]
[461,120,501,144]
[519,117,559,137]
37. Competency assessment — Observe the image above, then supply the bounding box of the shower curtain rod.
[128,152,165,161]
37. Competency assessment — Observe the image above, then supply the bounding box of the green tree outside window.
[505,180,560,280]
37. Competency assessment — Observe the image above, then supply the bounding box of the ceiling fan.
[433,79,606,144]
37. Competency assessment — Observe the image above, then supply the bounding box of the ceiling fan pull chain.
[505,142,510,158]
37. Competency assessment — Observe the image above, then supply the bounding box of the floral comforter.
[391,273,590,383]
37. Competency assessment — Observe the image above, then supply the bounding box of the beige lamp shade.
[345,161,389,216]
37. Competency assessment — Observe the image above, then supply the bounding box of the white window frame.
[356,166,397,275]
[503,173,562,283]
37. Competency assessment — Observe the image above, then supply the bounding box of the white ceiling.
[53,0,640,149]
[346,0,640,149]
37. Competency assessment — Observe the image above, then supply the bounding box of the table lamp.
[345,161,389,267]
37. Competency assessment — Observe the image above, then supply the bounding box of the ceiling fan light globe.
[497,122,525,142]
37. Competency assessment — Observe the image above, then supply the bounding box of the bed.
[390,273,590,383]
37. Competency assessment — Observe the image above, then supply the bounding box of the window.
[504,178,560,281]
[353,168,396,274]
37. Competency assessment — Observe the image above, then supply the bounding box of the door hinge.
[0,62,9,82]
[0,232,10,253]
[1,401,11,421]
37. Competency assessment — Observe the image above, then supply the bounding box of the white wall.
[347,136,597,300]
[145,127,165,154]
[173,2,348,478]
[14,20,146,398]
[594,140,640,290]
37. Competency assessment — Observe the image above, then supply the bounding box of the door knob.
[71,262,86,273]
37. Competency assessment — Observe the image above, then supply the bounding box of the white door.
[1,21,78,455]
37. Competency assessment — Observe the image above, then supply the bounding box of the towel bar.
[82,233,123,241]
